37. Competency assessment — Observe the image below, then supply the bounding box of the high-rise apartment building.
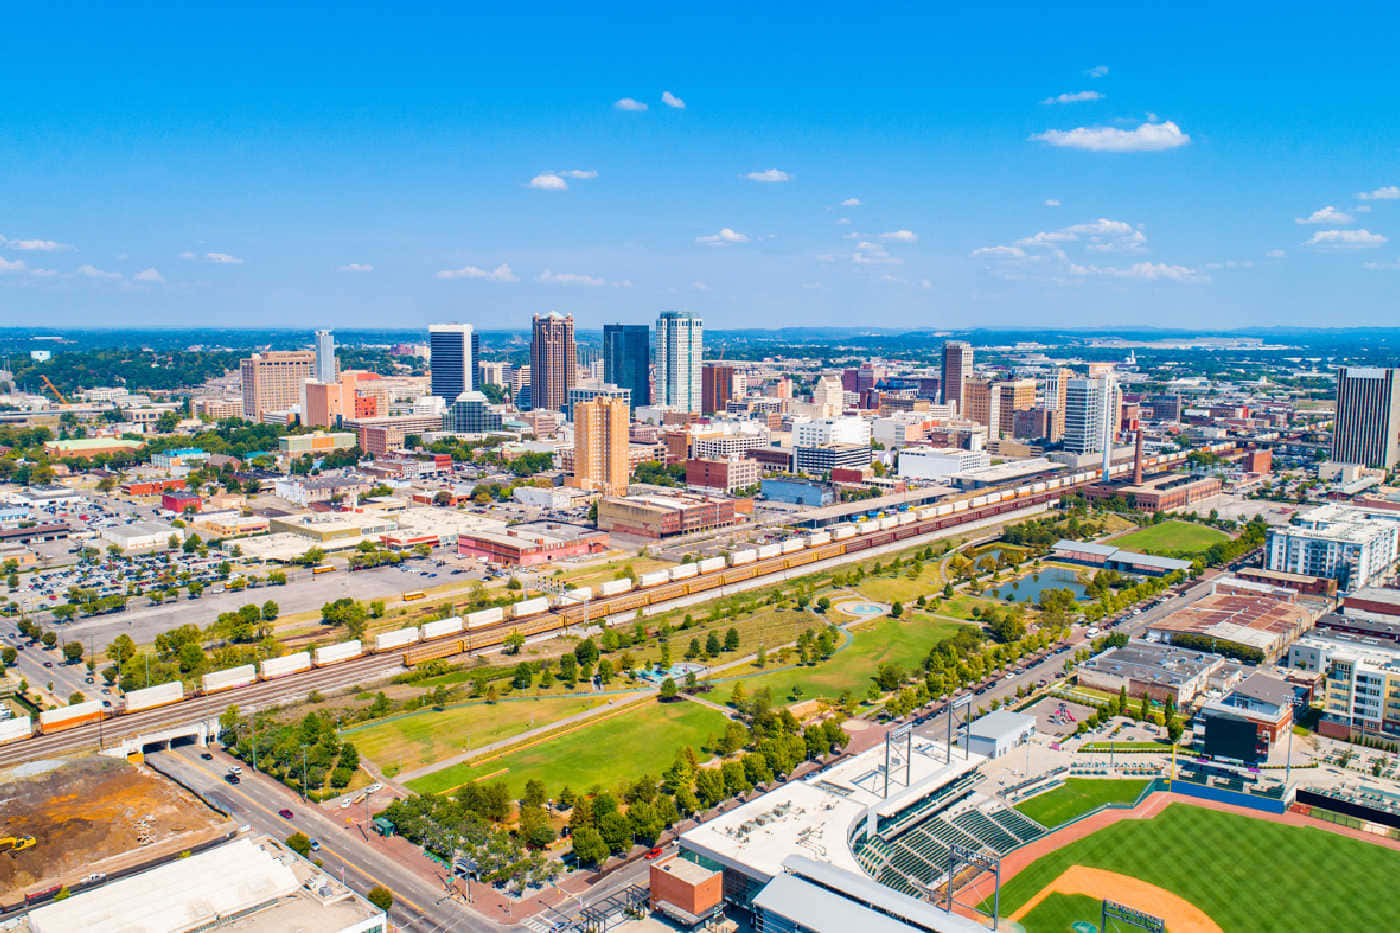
[940,341,972,414]
[313,329,337,384]
[1063,374,1118,457]
[655,310,703,413]
[1042,368,1072,442]
[429,323,475,404]
[1332,367,1400,469]
[602,324,650,411]
[530,313,576,412]
[241,351,314,419]
[571,395,630,496]
[702,363,736,415]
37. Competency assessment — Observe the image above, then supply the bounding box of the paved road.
[148,745,511,933]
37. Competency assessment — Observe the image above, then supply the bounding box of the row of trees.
[222,707,361,799]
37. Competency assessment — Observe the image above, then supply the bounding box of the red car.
[645,847,663,860]
[278,809,294,820]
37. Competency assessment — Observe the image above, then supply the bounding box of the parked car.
[278,809,293,819]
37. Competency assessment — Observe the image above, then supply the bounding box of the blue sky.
[3,1,1400,331]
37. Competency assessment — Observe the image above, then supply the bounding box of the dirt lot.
[0,755,233,902]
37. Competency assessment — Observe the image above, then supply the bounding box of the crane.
[40,375,68,405]
[1,835,37,855]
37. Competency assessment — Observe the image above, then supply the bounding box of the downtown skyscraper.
[1333,367,1400,469]
[655,310,702,413]
[602,323,650,411]
[428,323,475,404]
[530,312,576,412]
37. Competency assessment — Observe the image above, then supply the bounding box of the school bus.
[312,565,336,576]
[402,590,426,601]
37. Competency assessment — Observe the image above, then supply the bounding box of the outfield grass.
[1013,778,1150,829]
[719,616,967,704]
[343,694,616,772]
[991,803,1400,931]
[405,698,730,797]
[1111,520,1229,557]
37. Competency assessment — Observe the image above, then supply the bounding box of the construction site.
[0,755,234,908]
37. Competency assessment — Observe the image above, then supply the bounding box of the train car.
[898,512,918,526]
[38,701,105,734]
[260,651,312,680]
[0,715,33,745]
[814,542,845,562]
[697,556,727,574]
[685,574,723,596]
[805,531,831,547]
[730,547,758,565]
[509,615,564,639]
[467,607,505,628]
[599,578,633,597]
[952,500,969,513]
[560,586,593,604]
[202,664,257,693]
[647,581,688,604]
[783,550,820,569]
[875,516,897,531]
[123,681,184,713]
[314,639,363,666]
[669,562,699,581]
[422,616,465,639]
[404,639,464,666]
[402,590,426,601]
[831,524,856,540]
[512,597,550,618]
[971,495,990,508]
[721,564,759,584]
[639,570,670,588]
[603,591,650,615]
[780,538,804,554]
[756,543,782,560]
[374,627,420,652]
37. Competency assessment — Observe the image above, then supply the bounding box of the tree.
[571,825,608,867]
[659,677,678,701]
[41,630,57,649]
[504,631,526,654]
[366,886,394,912]
[2,647,15,666]
[705,632,721,657]
[285,832,312,857]
[724,627,740,651]
[261,600,279,621]
[61,642,83,663]
[890,600,904,618]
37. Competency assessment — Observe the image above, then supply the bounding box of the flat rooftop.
[1146,593,1316,651]
[1080,641,1219,686]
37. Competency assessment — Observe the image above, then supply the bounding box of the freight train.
[0,442,1227,744]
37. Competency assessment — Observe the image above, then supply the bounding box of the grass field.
[1112,520,1229,556]
[991,803,1400,931]
[1017,893,1102,932]
[343,694,617,773]
[720,616,967,704]
[1013,778,1150,828]
[405,698,730,797]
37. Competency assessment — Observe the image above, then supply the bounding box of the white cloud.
[1012,218,1145,253]
[1295,206,1353,225]
[696,228,750,245]
[529,172,569,191]
[538,269,607,287]
[560,169,598,179]
[613,97,648,111]
[1305,229,1388,249]
[133,268,164,283]
[1356,185,1400,200]
[435,263,519,281]
[852,241,900,265]
[1070,261,1204,282]
[1266,249,1287,258]
[1044,199,1061,207]
[661,91,685,109]
[1202,260,1254,270]
[1031,120,1190,152]
[1042,90,1104,104]
[692,281,710,291]
[836,217,851,224]
[0,257,25,273]
[1362,259,1400,271]
[0,235,70,251]
[880,229,918,242]
[339,263,374,272]
[76,263,122,280]
[1355,204,1372,213]
[743,169,791,183]
[1086,65,1109,78]
[971,246,1028,259]
[183,251,243,264]
[29,268,56,278]
[840,197,862,207]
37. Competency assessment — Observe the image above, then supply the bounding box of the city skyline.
[4,3,1400,330]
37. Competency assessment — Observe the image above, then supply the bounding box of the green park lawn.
[404,698,730,797]
[1111,520,1229,557]
[720,616,968,705]
[991,803,1400,931]
[343,693,615,773]
[1012,778,1150,829]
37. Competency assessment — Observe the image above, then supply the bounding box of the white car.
[367,782,383,794]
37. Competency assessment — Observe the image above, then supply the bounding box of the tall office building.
[530,313,576,412]
[1333,367,1400,469]
[656,310,703,413]
[964,377,1036,440]
[941,341,972,414]
[428,323,475,405]
[572,395,630,496]
[241,351,315,419]
[1042,367,1073,442]
[702,363,736,415]
[602,324,650,411]
[313,329,337,384]
[471,331,481,391]
[1063,373,1119,467]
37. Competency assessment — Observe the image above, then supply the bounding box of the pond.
[988,566,1091,603]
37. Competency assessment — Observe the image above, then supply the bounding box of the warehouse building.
[1077,641,1222,705]
[1144,591,1318,663]
[596,493,736,538]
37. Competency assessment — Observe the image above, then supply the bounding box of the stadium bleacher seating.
[989,808,1045,843]
[952,810,1020,854]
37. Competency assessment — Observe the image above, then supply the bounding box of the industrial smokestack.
[1133,428,1144,485]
